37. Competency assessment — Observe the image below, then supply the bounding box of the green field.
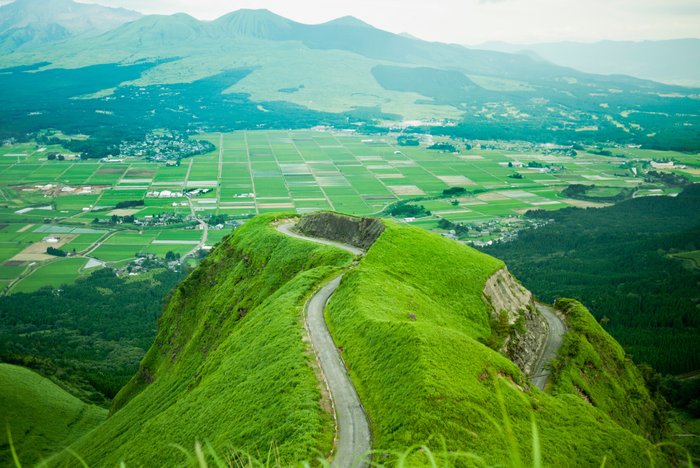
[0,130,697,293]
[670,249,700,269]
[5,130,695,219]
[0,364,107,465]
[12,257,88,293]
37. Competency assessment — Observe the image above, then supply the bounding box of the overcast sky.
[75,0,700,44]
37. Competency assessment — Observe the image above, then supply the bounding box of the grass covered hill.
[548,299,668,439]
[326,221,668,465]
[484,184,700,375]
[38,212,672,466]
[0,363,106,465]
[49,214,354,466]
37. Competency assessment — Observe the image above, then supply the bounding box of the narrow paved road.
[276,222,371,468]
[531,303,566,390]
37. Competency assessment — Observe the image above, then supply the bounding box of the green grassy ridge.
[21,213,669,465]
[50,214,353,466]
[326,221,667,466]
[550,298,668,441]
[0,363,107,465]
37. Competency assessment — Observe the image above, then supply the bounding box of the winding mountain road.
[276,222,371,468]
[531,303,566,390]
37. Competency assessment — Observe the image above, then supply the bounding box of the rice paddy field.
[0,129,697,293]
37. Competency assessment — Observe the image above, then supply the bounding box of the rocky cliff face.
[508,305,548,376]
[483,268,547,376]
[483,268,532,324]
[295,212,385,250]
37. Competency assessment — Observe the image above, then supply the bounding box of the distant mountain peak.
[166,12,199,22]
[323,16,372,28]
[212,8,294,39]
[214,9,292,25]
[229,8,284,18]
[475,39,700,87]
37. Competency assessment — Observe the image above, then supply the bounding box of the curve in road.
[277,222,365,256]
[531,303,566,390]
[276,222,371,467]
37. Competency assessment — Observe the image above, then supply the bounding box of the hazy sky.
[76,0,700,44]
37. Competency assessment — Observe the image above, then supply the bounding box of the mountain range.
[0,0,698,150]
[0,2,695,464]
[0,0,141,52]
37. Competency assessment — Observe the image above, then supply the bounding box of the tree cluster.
[0,267,187,403]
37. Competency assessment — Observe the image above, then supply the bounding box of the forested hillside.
[0,267,186,404]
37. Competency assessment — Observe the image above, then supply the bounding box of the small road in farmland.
[183,194,209,260]
[531,303,566,390]
[81,229,120,257]
[276,222,370,468]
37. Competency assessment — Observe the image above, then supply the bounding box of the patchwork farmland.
[0,129,697,293]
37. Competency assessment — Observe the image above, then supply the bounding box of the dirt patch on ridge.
[295,212,385,250]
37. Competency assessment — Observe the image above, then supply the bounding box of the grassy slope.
[549,298,667,441]
[0,364,107,465]
[327,221,666,466]
[53,214,353,466]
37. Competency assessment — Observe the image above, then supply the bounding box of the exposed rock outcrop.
[483,268,548,376]
[483,268,532,324]
[508,305,549,376]
[295,212,385,250]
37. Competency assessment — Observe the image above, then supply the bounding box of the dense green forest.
[0,267,186,405]
[484,184,700,376]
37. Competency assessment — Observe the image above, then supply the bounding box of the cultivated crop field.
[0,129,697,293]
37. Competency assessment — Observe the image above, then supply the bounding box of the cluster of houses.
[115,253,183,277]
[119,132,214,163]
[132,213,186,227]
[145,188,214,199]
[437,217,550,248]
[146,190,184,198]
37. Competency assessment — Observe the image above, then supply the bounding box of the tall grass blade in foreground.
[7,426,22,468]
